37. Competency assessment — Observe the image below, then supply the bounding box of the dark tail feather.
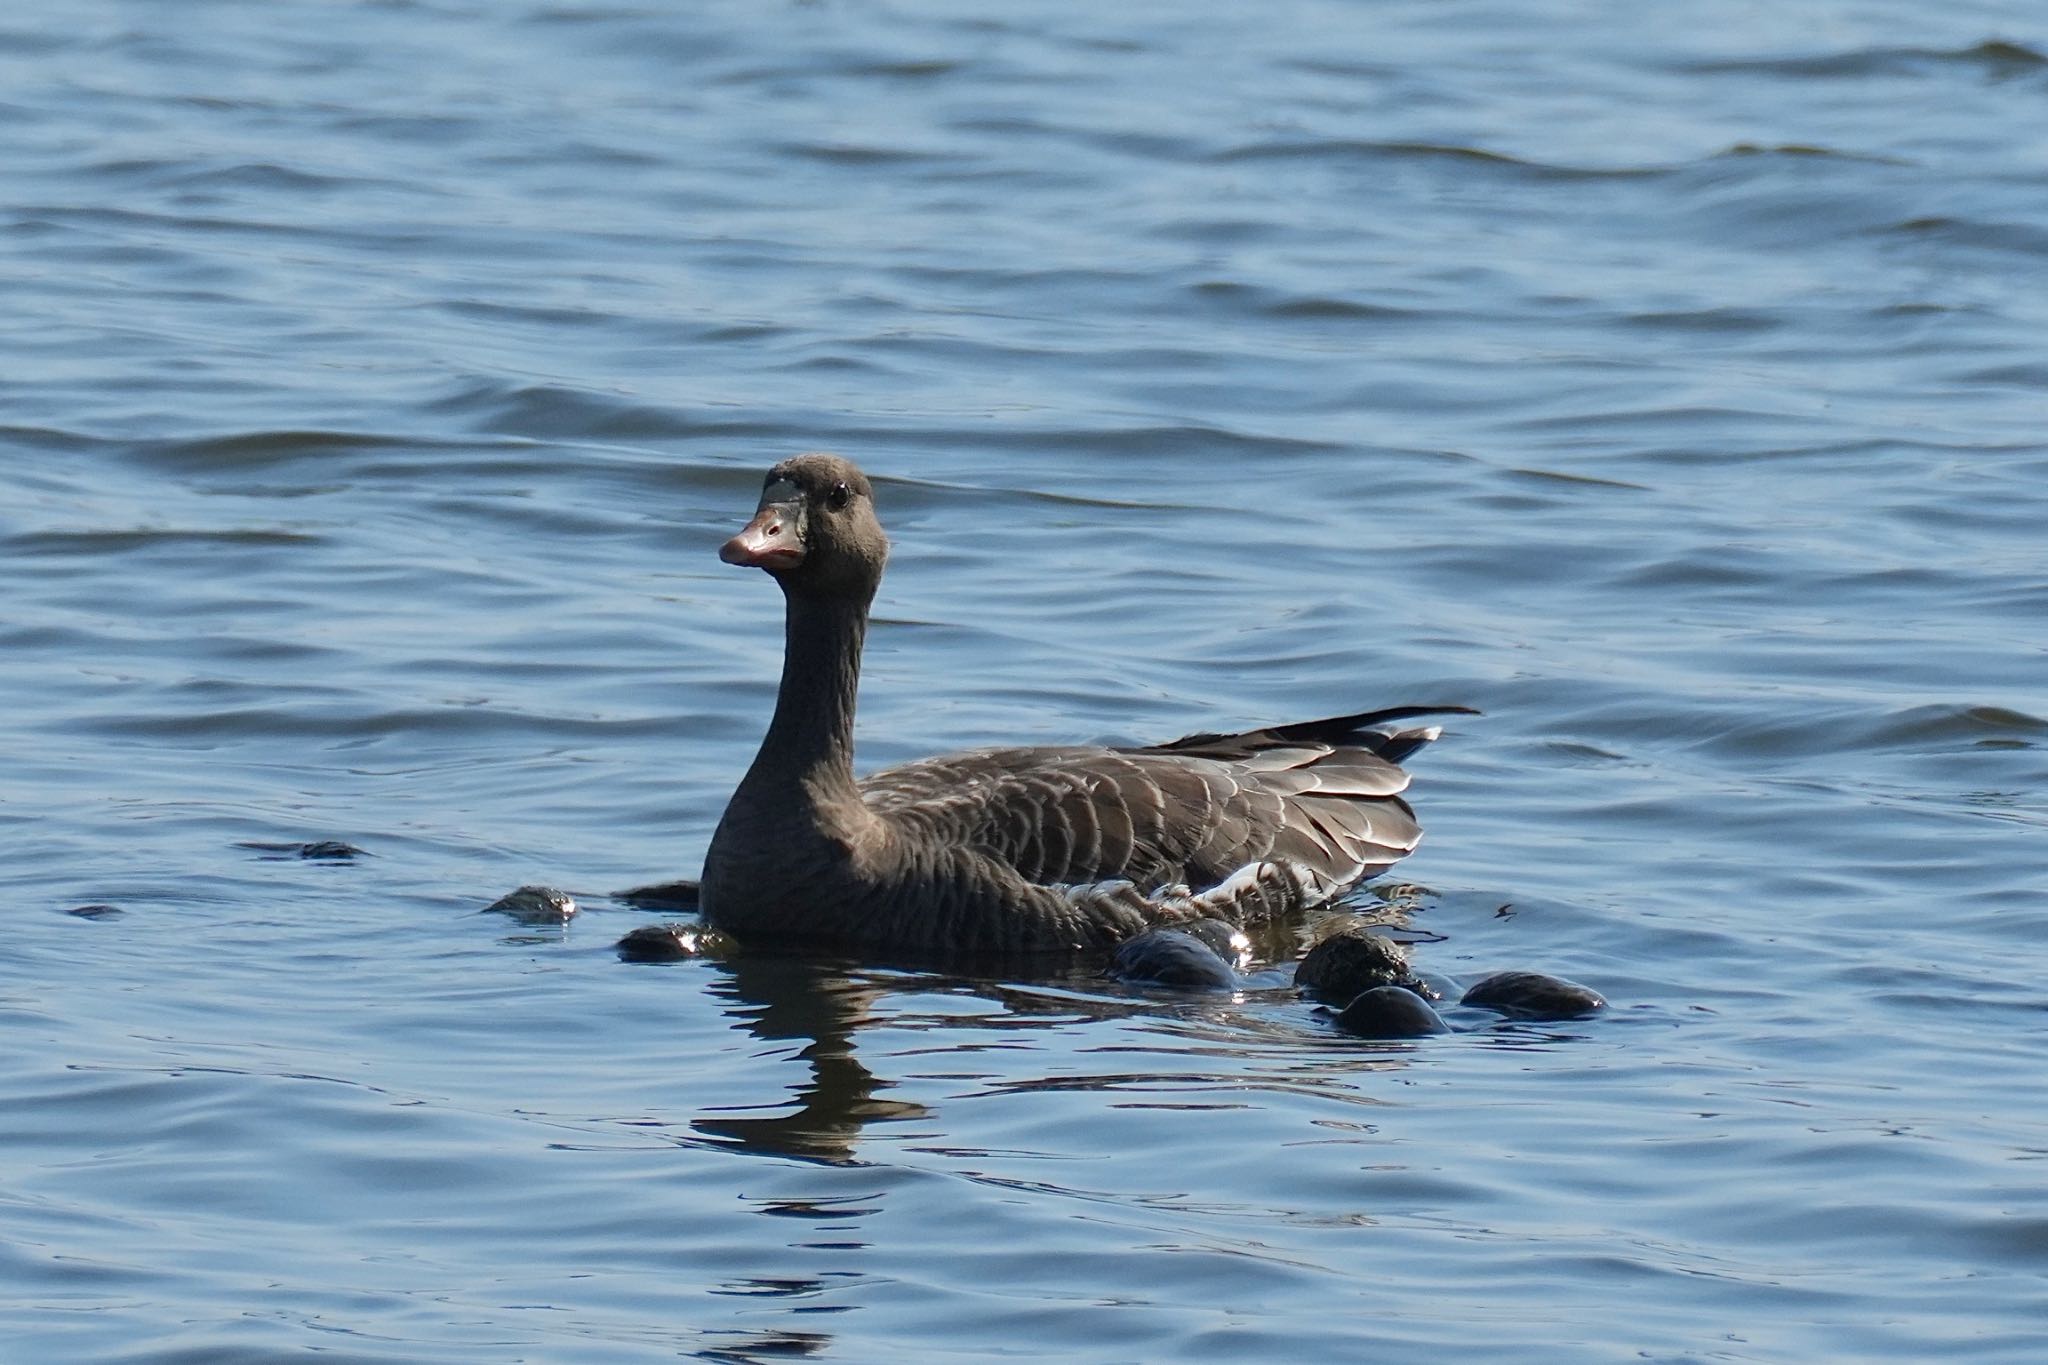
[1265,704,1481,746]
[1155,704,1479,755]
[1367,724,1453,764]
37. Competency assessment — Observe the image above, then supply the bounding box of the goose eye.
[826,481,852,511]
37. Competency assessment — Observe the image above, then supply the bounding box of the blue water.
[4,2,2045,1360]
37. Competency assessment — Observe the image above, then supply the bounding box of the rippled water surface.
[5,2,2046,1360]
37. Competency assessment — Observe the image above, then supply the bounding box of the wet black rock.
[1332,985,1449,1038]
[484,885,578,925]
[1461,970,1606,1020]
[1111,927,1239,989]
[1404,970,1454,1003]
[616,921,729,962]
[1179,917,1252,966]
[1295,927,1414,1003]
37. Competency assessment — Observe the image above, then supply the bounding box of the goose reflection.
[690,954,929,1163]
[683,946,1198,1163]
[622,875,1452,1162]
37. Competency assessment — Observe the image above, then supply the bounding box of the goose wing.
[860,705,1472,914]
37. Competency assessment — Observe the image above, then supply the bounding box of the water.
[3,1,2045,1359]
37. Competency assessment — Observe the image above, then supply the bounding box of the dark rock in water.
[484,885,578,925]
[66,903,125,920]
[1296,927,1414,1003]
[1332,985,1449,1038]
[617,922,728,962]
[1405,970,1455,1003]
[1179,917,1252,967]
[237,839,366,861]
[1111,927,1239,989]
[1461,970,1606,1020]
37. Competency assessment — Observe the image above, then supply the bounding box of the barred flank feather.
[863,706,1472,928]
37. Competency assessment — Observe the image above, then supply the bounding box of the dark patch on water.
[64,903,126,920]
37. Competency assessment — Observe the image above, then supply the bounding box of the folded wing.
[861,705,1471,920]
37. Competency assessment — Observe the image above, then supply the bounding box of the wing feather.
[856,706,1465,921]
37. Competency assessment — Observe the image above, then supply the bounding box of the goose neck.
[754,586,868,797]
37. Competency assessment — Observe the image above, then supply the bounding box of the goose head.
[720,453,888,600]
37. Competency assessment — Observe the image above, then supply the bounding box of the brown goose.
[698,454,1471,957]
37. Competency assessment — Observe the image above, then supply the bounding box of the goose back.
[860,705,1463,921]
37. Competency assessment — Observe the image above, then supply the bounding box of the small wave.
[1622,307,1786,335]
[771,141,956,167]
[1281,58,1397,80]
[1504,404,1830,441]
[6,526,322,557]
[1212,138,1656,181]
[1864,704,2047,751]
[1537,740,1633,766]
[523,6,661,26]
[845,58,968,81]
[437,299,618,330]
[141,428,417,472]
[1712,142,1907,165]
[1014,421,1342,460]
[426,378,734,441]
[1186,279,1426,322]
[1687,39,2047,80]
[0,423,107,453]
[85,159,389,196]
[1504,467,1649,492]
[28,203,338,243]
[69,705,688,744]
[1671,701,2046,762]
[1701,696,2045,770]
[1876,215,2048,257]
[1952,361,2048,387]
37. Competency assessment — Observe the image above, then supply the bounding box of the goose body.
[698,454,1469,957]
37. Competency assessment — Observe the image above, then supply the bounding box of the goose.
[698,453,1470,957]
